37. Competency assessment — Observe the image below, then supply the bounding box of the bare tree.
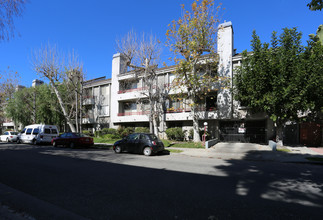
[0,0,26,42]
[0,67,20,128]
[116,31,165,136]
[32,44,84,132]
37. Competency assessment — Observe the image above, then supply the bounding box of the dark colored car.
[113,133,164,156]
[51,132,94,148]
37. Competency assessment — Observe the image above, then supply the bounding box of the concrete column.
[217,21,233,119]
[110,53,127,128]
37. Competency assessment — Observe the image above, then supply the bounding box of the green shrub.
[102,133,120,140]
[107,128,117,135]
[82,130,92,136]
[166,127,185,141]
[117,127,134,138]
[188,129,194,140]
[135,127,150,133]
[94,130,103,137]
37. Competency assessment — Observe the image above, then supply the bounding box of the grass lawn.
[277,147,291,153]
[93,137,119,144]
[168,149,183,153]
[162,139,204,148]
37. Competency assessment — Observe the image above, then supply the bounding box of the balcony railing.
[166,107,216,113]
[117,111,150,116]
[118,84,171,94]
[117,107,216,116]
[82,96,95,105]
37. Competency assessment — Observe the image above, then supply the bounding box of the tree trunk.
[192,107,201,142]
[50,79,76,132]
[275,121,284,146]
[153,102,158,136]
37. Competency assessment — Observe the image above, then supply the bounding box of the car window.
[148,134,158,140]
[11,132,18,135]
[33,128,39,135]
[66,133,73,138]
[26,128,33,135]
[51,129,58,134]
[60,133,66,138]
[44,128,51,134]
[141,134,150,141]
[21,128,26,134]
[127,133,139,140]
[4,132,8,135]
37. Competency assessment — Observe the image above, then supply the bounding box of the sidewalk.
[168,143,323,164]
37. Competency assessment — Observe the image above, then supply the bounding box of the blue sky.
[0,0,322,87]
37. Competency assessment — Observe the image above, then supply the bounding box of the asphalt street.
[0,142,323,220]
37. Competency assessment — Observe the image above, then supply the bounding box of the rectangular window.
[44,128,51,134]
[51,129,58,134]
[32,128,39,135]
[26,128,32,135]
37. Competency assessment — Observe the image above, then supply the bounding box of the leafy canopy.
[235,28,323,124]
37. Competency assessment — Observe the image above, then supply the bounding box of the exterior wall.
[82,21,274,143]
[82,78,111,132]
[217,21,233,119]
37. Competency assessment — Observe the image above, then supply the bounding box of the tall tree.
[5,84,66,129]
[0,0,26,42]
[0,67,19,128]
[116,31,164,136]
[31,44,84,132]
[166,0,224,142]
[308,0,323,11]
[234,28,323,146]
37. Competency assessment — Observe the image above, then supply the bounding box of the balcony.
[82,96,95,105]
[117,111,150,116]
[82,113,95,124]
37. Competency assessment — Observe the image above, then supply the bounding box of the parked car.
[0,131,18,142]
[51,132,94,148]
[17,124,59,145]
[113,133,164,156]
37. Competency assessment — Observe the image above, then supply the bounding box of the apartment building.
[81,21,275,143]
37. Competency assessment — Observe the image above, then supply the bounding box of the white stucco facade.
[81,21,274,143]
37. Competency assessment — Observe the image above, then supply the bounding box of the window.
[206,94,217,111]
[100,105,109,116]
[44,128,51,134]
[124,102,137,111]
[33,128,39,135]
[169,73,175,84]
[60,133,66,138]
[126,133,139,140]
[66,133,73,138]
[21,128,26,134]
[51,129,58,134]
[26,128,32,135]
[4,132,8,135]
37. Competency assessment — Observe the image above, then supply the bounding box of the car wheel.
[114,145,122,154]
[70,142,75,148]
[143,147,152,156]
[6,138,9,143]
[32,139,37,145]
[53,141,58,148]
[17,138,21,144]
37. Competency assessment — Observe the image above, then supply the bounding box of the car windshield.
[74,133,89,137]
[11,132,18,135]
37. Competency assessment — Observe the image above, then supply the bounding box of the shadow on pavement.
[0,145,322,219]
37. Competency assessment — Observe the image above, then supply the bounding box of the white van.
[17,124,59,145]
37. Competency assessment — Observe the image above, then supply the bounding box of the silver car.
[0,131,18,142]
